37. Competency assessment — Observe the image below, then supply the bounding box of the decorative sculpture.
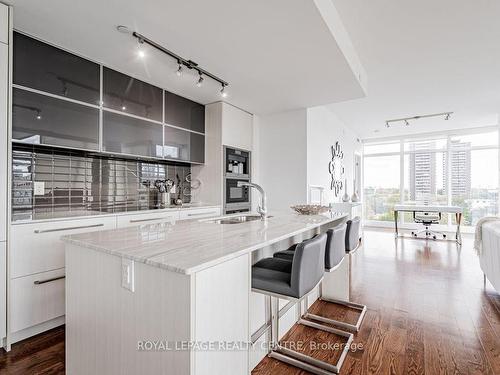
[328,141,345,197]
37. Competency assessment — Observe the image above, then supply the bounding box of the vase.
[342,178,350,202]
[351,178,359,202]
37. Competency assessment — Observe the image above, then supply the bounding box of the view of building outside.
[363,130,499,227]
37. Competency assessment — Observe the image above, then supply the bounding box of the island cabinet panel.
[193,253,250,375]
[65,244,192,375]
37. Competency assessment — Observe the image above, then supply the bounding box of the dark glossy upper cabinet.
[103,67,163,121]
[165,92,205,133]
[12,88,99,150]
[163,126,205,163]
[13,32,100,105]
[102,111,163,158]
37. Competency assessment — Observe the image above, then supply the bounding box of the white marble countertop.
[12,203,221,225]
[62,211,347,275]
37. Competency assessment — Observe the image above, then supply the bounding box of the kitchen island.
[62,211,348,375]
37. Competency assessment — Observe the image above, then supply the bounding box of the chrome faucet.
[237,181,268,219]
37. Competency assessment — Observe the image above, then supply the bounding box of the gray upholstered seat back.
[290,233,326,298]
[325,224,347,270]
[345,216,361,251]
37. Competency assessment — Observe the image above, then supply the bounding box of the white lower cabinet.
[116,210,180,228]
[10,217,116,278]
[10,268,65,333]
[179,207,221,220]
[0,242,6,344]
[8,206,221,343]
[9,217,116,341]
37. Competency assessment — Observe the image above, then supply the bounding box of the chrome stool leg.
[303,260,367,333]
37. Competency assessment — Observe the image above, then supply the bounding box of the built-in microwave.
[225,177,250,205]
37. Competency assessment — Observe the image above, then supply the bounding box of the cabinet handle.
[129,217,173,223]
[187,211,216,217]
[34,276,65,285]
[34,223,104,234]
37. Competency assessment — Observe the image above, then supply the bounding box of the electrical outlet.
[121,258,135,292]
[34,181,45,196]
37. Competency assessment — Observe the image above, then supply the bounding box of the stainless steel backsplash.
[12,145,191,221]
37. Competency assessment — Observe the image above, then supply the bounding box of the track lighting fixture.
[196,73,204,88]
[220,84,228,98]
[118,26,230,97]
[36,110,42,120]
[384,112,453,128]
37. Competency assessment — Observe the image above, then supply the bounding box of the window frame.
[362,126,500,231]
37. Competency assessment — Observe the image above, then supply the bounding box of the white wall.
[256,105,361,211]
[306,105,362,204]
[256,109,308,211]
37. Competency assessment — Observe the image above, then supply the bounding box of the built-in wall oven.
[224,146,251,214]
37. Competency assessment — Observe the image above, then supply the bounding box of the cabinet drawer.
[11,217,116,278]
[116,211,179,228]
[179,207,221,220]
[10,268,65,333]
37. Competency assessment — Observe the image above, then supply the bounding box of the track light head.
[220,84,228,98]
[404,120,410,126]
[196,73,204,87]
[444,113,451,120]
[385,121,390,128]
[176,61,183,77]
[137,38,146,58]
[36,110,42,120]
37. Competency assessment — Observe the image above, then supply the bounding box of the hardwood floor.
[0,326,64,374]
[0,228,499,374]
[253,229,500,375]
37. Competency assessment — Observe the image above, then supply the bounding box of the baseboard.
[8,315,65,345]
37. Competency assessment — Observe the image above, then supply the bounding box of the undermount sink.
[205,214,272,224]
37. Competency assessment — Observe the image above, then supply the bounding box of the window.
[363,155,400,221]
[363,128,499,228]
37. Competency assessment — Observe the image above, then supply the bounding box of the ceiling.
[328,0,500,139]
[7,0,366,115]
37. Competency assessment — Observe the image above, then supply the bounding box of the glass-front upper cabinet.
[13,32,100,105]
[164,126,205,163]
[103,67,163,122]
[102,111,163,158]
[12,88,99,150]
[165,92,205,133]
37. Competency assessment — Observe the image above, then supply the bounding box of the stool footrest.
[306,298,367,332]
[269,351,335,375]
[270,321,353,375]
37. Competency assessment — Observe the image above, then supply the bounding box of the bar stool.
[274,223,367,332]
[345,217,361,252]
[252,233,353,375]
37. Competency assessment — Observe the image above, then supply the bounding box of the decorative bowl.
[291,205,330,215]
